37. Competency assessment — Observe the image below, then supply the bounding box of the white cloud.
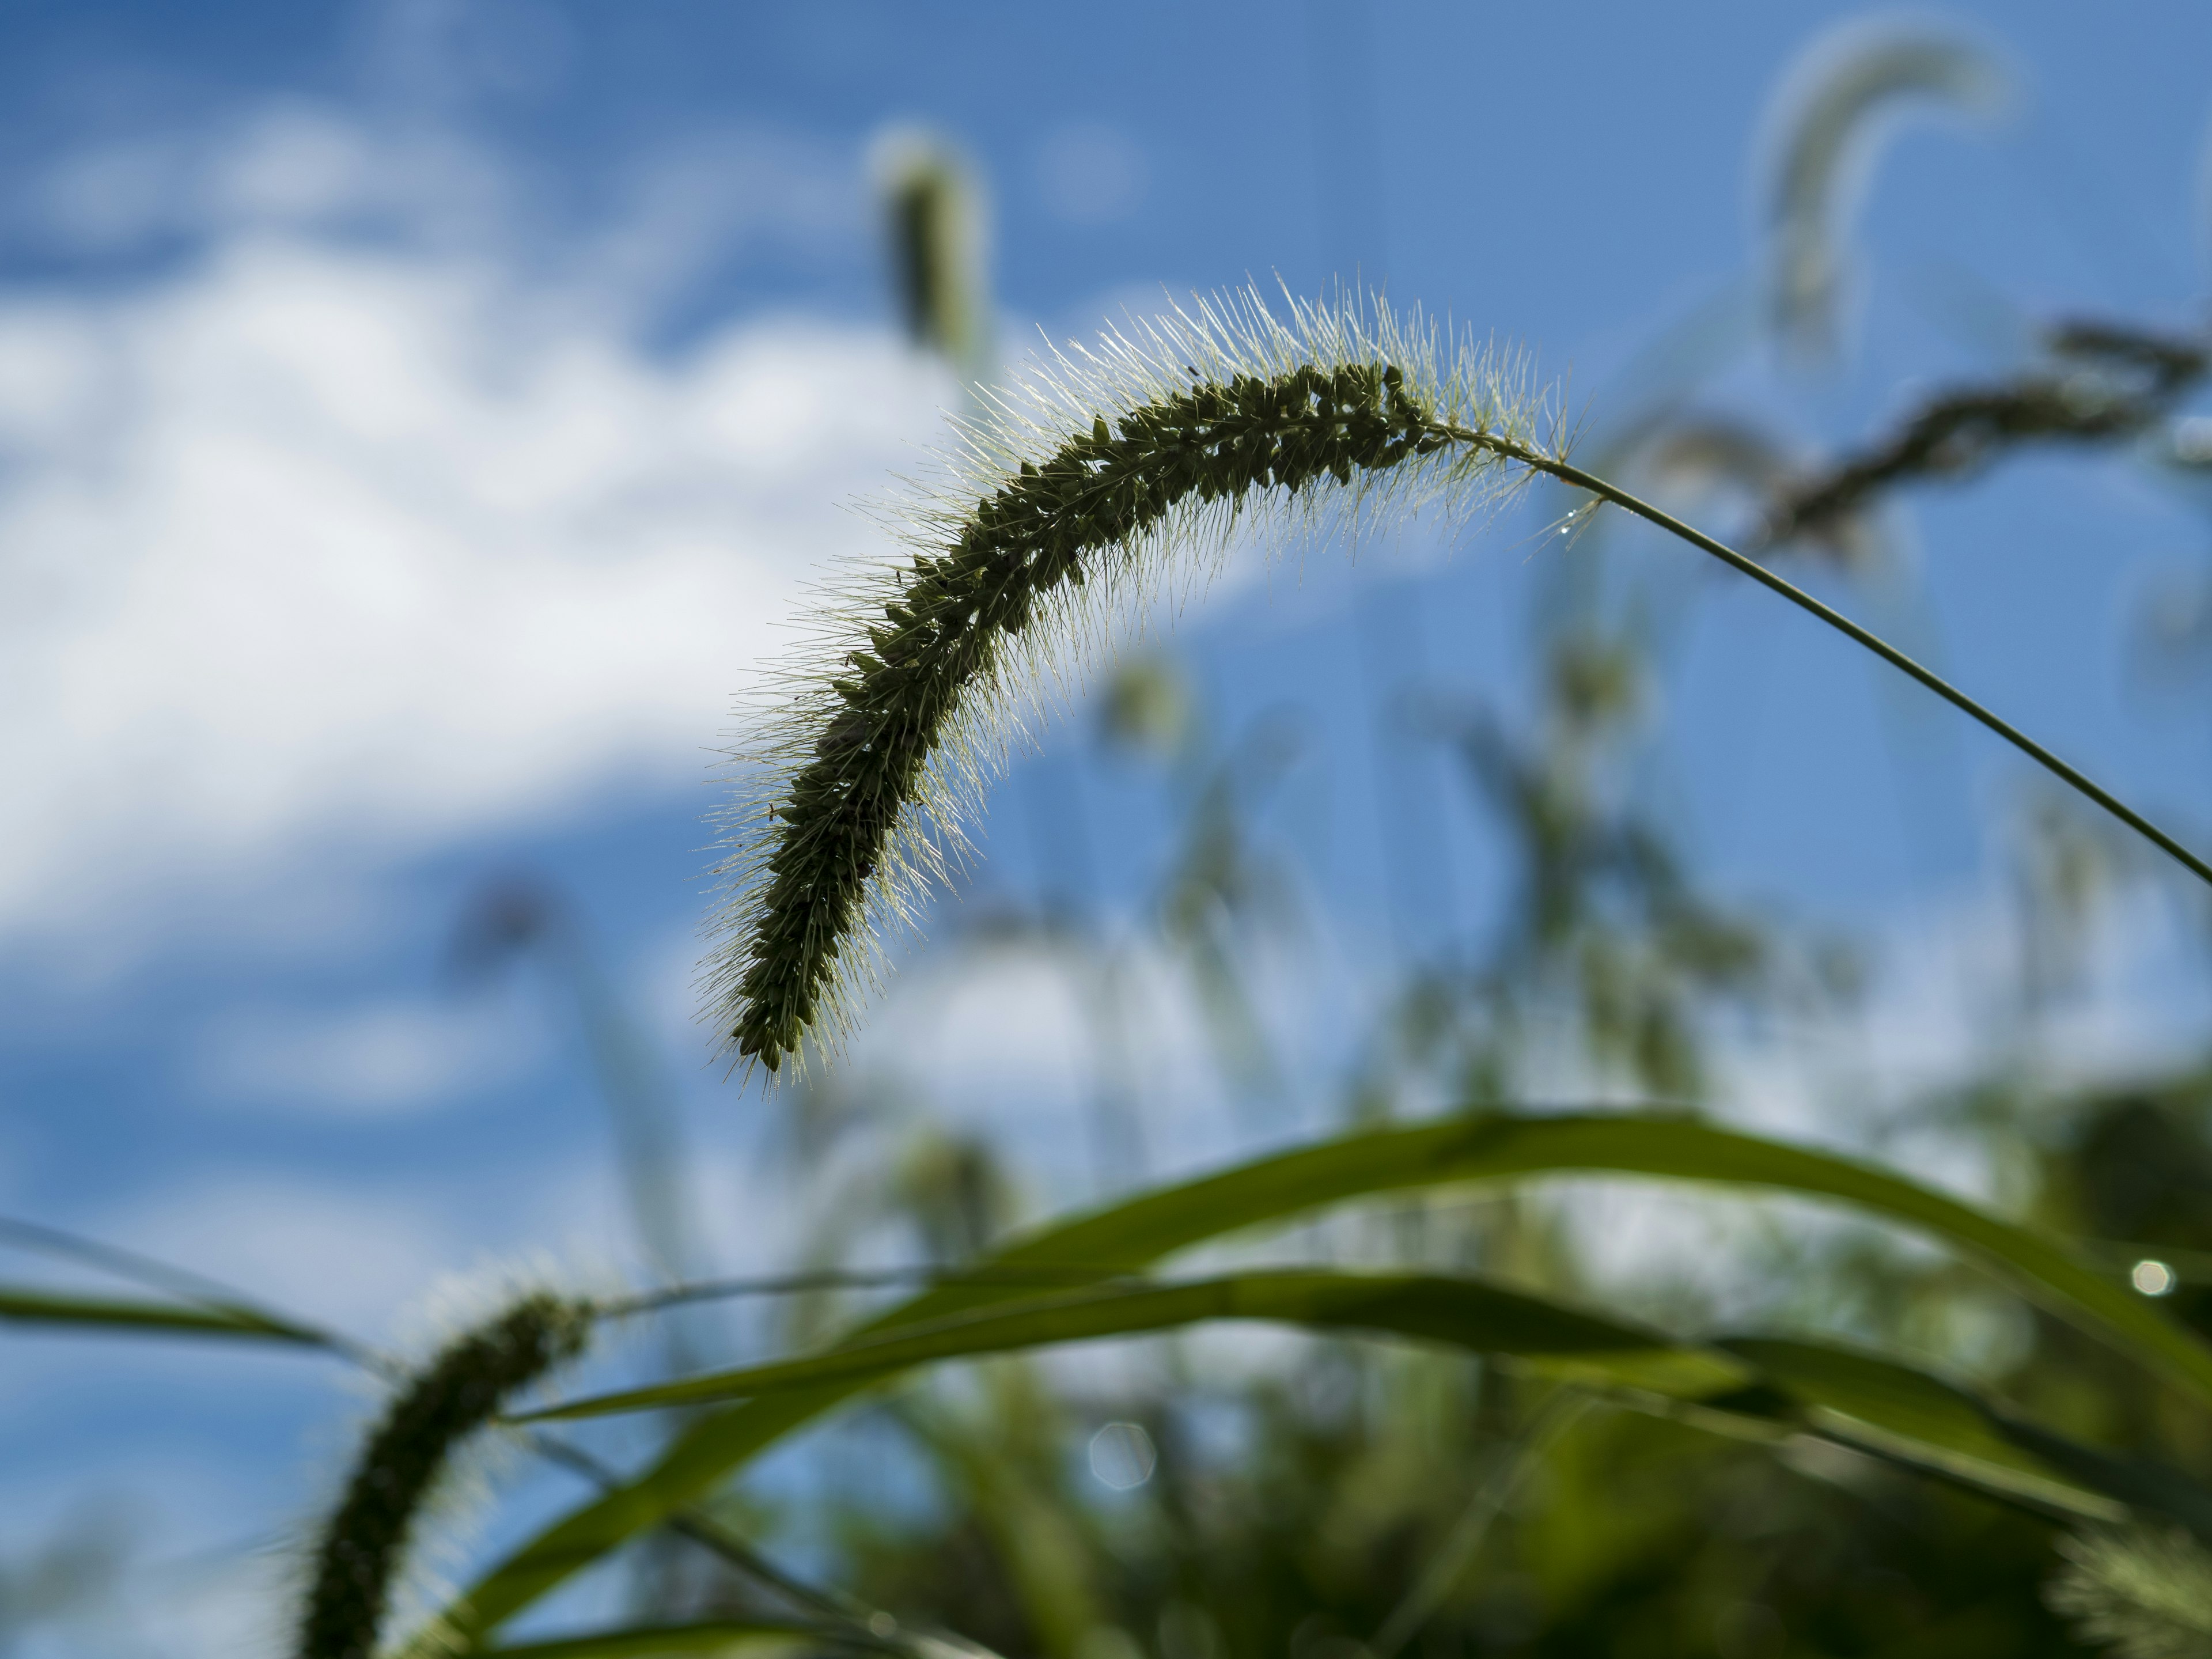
[103,1173,474,1338]
[191,994,540,1118]
[0,200,948,960]
[71,1149,658,1357]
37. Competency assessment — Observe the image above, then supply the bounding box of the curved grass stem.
[1445,424,2212,894]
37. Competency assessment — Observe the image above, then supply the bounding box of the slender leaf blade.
[522,1268,2160,1531]
[520,1272,1752,1422]
[487,1619,869,1657]
[0,1285,324,1344]
[1718,1336,2130,1522]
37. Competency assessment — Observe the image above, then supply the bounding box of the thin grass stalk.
[1474,433,2212,893]
[0,1213,354,1354]
[601,1263,1141,1317]
[1369,1391,1592,1658]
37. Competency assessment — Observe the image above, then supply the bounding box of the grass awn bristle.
[2048,1524,2212,1659]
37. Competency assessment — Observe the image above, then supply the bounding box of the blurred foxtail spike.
[298,1293,592,1659]
[874,127,994,391]
[1764,22,2008,358]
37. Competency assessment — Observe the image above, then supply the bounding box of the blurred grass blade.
[487,1619,881,1658]
[520,1271,1752,1421]
[990,1112,2212,1402]
[1370,1393,1592,1659]
[1715,1337,2133,1524]
[430,1109,2211,1646]
[0,1285,325,1343]
[519,1269,2161,1529]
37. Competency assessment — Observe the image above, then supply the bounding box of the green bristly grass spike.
[706,287,1549,1076]
[297,1293,592,1659]
[708,285,2212,1079]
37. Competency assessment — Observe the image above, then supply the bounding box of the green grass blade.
[516,1268,2170,1529]
[430,1110,2211,1646]
[1715,1337,2133,1523]
[587,1275,2176,1524]
[521,1271,1751,1421]
[487,1619,877,1658]
[0,1284,327,1343]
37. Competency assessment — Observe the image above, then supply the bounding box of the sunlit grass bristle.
[2048,1524,2212,1659]
[703,285,1560,1078]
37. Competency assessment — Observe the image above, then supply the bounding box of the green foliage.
[832,1365,2088,1659]
[425,1109,2212,1646]
[524,1264,2212,1538]
[522,1270,1754,1422]
[483,1619,887,1658]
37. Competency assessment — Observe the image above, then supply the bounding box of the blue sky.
[6,1,2212,1652]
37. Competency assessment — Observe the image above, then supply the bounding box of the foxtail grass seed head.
[706,286,1559,1076]
[874,128,991,372]
[1763,24,2007,357]
[297,1293,592,1659]
[2048,1525,2212,1659]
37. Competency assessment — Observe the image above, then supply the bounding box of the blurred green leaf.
[0,1285,325,1344]
[486,1619,872,1658]
[429,1110,2210,1646]
[1717,1337,2130,1522]
[521,1271,1751,1421]
[523,1270,2174,1529]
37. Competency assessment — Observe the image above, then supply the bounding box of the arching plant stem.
[1446,423,2212,894]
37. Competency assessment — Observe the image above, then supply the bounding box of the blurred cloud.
[191,994,540,1118]
[1033,122,1147,225]
[367,0,581,109]
[26,103,507,255]
[21,98,865,323]
[0,109,946,965]
[104,1172,469,1336]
